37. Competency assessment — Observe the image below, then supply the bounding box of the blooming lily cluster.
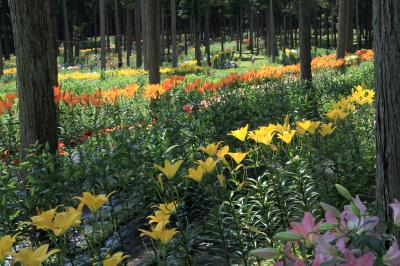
[251,184,400,266]
[0,191,129,265]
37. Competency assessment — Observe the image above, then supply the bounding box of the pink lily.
[340,250,375,266]
[352,195,367,215]
[383,241,400,266]
[290,212,318,247]
[390,199,400,227]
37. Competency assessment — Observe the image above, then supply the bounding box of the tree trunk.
[374,0,400,228]
[299,0,312,81]
[134,1,142,68]
[146,0,160,84]
[141,0,148,69]
[204,2,211,66]
[269,0,276,62]
[355,0,361,50]
[126,8,133,67]
[100,0,107,69]
[0,21,3,76]
[62,0,74,67]
[114,0,123,67]
[171,0,177,67]
[345,0,354,53]
[337,0,347,59]
[249,10,254,54]
[326,7,330,49]
[239,3,243,58]
[9,0,58,155]
[94,9,98,54]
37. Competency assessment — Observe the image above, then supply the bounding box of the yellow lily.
[227,152,249,165]
[11,244,59,266]
[148,211,171,230]
[29,206,82,236]
[278,130,296,144]
[154,201,176,215]
[319,123,336,137]
[326,108,349,122]
[102,252,129,266]
[216,145,230,159]
[74,191,115,213]
[139,227,178,245]
[0,234,17,261]
[187,166,205,182]
[197,157,218,173]
[229,124,249,141]
[308,121,321,134]
[296,120,312,135]
[199,142,220,156]
[154,159,183,179]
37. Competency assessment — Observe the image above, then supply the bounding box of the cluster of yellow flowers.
[229,116,335,152]
[59,71,101,81]
[139,202,178,245]
[0,192,129,266]
[179,60,197,67]
[112,69,147,76]
[326,85,374,122]
[3,68,16,75]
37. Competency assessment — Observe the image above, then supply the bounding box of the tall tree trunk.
[345,0,354,53]
[160,4,165,63]
[94,8,98,54]
[141,0,148,69]
[146,0,160,84]
[9,0,58,155]
[269,0,276,62]
[0,22,3,76]
[239,3,243,58]
[126,8,133,67]
[62,0,74,67]
[299,0,312,81]
[326,8,330,49]
[114,0,123,67]
[337,0,347,58]
[134,1,142,68]
[374,0,400,228]
[100,0,107,69]
[355,0,361,50]
[171,0,177,67]
[249,10,254,54]
[204,2,211,66]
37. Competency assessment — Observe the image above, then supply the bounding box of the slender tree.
[62,0,74,67]
[134,0,142,67]
[374,0,400,226]
[336,0,346,58]
[171,0,177,67]
[204,1,211,66]
[0,22,3,77]
[126,7,133,67]
[146,0,160,84]
[299,0,312,81]
[114,0,123,67]
[100,0,107,69]
[141,0,148,69]
[8,0,58,154]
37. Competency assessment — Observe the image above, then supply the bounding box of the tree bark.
[100,0,107,69]
[62,0,74,67]
[146,0,160,84]
[269,0,276,62]
[134,1,142,68]
[126,8,133,67]
[345,0,354,53]
[204,2,211,66]
[9,0,58,155]
[374,0,400,228]
[171,0,177,67]
[0,21,3,77]
[114,0,123,67]
[337,0,347,59]
[299,0,312,81]
[141,0,148,69]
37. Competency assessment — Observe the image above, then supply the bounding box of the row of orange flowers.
[0,50,373,115]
